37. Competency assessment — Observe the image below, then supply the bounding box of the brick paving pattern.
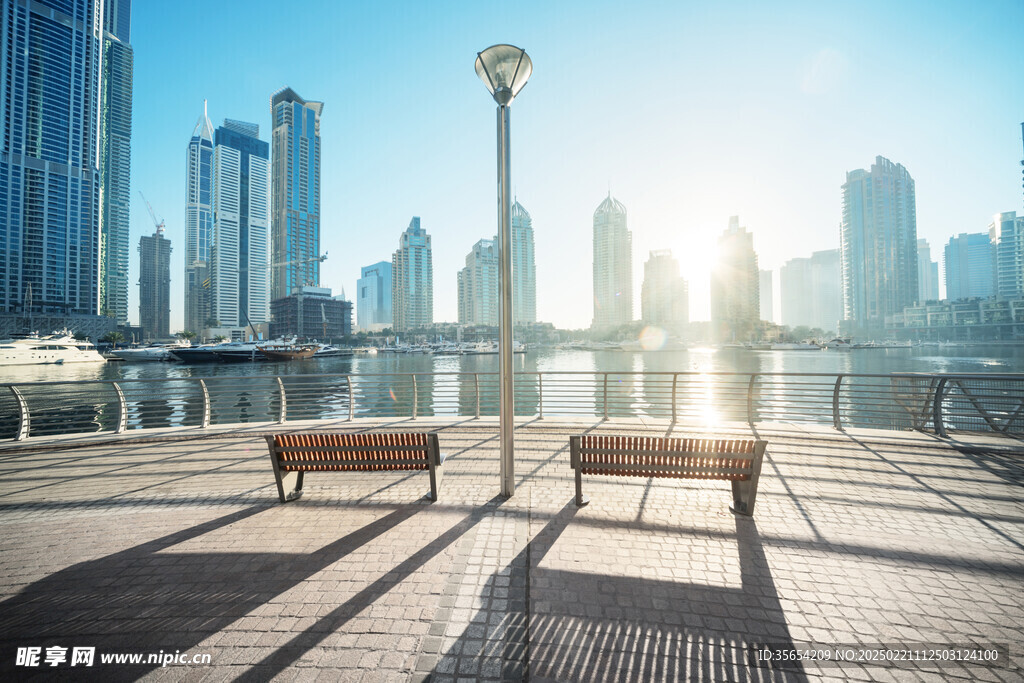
[0,417,1021,681]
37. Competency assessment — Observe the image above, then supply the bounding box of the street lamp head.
[475,44,532,106]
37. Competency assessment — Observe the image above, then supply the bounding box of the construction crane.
[139,191,165,235]
[266,253,328,270]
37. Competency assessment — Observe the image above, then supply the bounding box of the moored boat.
[258,343,318,361]
[0,332,106,366]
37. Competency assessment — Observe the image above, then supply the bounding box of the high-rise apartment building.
[99,0,133,325]
[1,0,111,338]
[640,251,688,329]
[184,103,214,334]
[711,217,760,341]
[270,87,322,300]
[758,270,773,322]
[458,239,498,326]
[916,239,939,302]
[211,120,269,331]
[989,212,1024,299]
[139,227,171,340]
[780,249,841,334]
[511,201,537,324]
[592,194,632,328]
[944,233,993,301]
[840,156,918,333]
[392,217,433,331]
[356,261,393,331]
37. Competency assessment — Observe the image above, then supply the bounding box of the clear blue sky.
[128,0,1024,331]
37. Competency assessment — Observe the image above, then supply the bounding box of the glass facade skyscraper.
[711,216,760,341]
[392,217,433,332]
[1,0,104,331]
[511,201,537,325]
[944,232,993,301]
[270,87,322,300]
[780,249,841,334]
[212,120,269,329]
[840,156,918,333]
[356,261,392,331]
[592,194,632,328]
[641,250,688,329]
[916,239,939,303]
[184,103,214,334]
[99,0,133,325]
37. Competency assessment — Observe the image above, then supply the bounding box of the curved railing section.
[1,371,1022,441]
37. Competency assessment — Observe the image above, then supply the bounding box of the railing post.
[10,386,29,441]
[538,374,543,419]
[603,373,609,419]
[276,377,287,424]
[475,373,480,418]
[198,379,210,428]
[112,382,127,434]
[746,374,758,427]
[412,375,418,419]
[346,375,354,421]
[933,377,948,438]
[671,374,678,423]
[832,375,844,430]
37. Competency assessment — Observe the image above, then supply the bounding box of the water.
[2,344,1023,385]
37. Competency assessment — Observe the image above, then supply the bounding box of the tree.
[176,331,198,343]
[102,331,125,347]
[212,335,228,343]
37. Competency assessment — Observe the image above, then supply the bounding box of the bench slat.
[279,458,429,468]
[579,462,753,476]
[274,445,431,454]
[579,447,755,460]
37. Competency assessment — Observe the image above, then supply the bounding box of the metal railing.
[1,371,1022,441]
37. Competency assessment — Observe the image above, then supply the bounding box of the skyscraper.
[184,102,214,334]
[1,0,108,337]
[840,156,918,333]
[511,201,537,324]
[356,261,393,331]
[392,217,433,332]
[211,120,270,330]
[99,0,133,325]
[270,87,322,300]
[592,194,632,328]
[640,251,688,329]
[458,239,498,326]
[780,249,841,333]
[758,270,773,322]
[944,233,993,301]
[916,239,939,302]
[711,217,760,341]
[989,212,1024,299]
[139,227,171,340]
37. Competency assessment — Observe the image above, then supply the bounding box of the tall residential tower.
[270,87,322,300]
[511,201,537,324]
[458,239,498,326]
[139,227,171,340]
[356,261,393,331]
[392,217,433,331]
[592,194,632,328]
[711,217,760,341]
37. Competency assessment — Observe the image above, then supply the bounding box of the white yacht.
[109,341,190,362]
[0,332,107,366]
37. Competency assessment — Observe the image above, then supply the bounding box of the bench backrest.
[571,435,765,481]
[269,432,438,472]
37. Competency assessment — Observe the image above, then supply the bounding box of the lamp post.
[475,44,532,498]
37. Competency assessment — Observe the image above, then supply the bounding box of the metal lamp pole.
[476,45,532,498]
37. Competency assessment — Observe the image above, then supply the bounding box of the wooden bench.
[569,435,767,515]
[266,432,443,503]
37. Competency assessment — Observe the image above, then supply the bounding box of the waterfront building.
[989,212,1024,299]
[780,249,842,334]
[944,233,993,301]
[711,217,759,341]
[511,201,537,324]
[139,227,171,340]
[270,87,322,300]
[99,0,133,325]
[458,239,498,326]
[270,286,351,340]
[392,217,433,332]
[211,120,270,334]
[0,0,115,340]
[758,270,773,323]
[887,296,1024,341]
[840,156,918,334]
[185,102,215,334]
[592,194,632,328]
[356,261,393,331]
[917,239,939,302]
[640,251,688,329]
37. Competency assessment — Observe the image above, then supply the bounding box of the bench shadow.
[433,504,806,682]
[0,499,441,678]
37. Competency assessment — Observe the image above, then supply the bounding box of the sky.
[127,0,1024,331]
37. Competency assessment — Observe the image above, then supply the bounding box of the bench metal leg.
[574,467,589,507]
[570,437,589,506]
[426,434,442,502]
[276,470,304,503]
[730,479,753,516]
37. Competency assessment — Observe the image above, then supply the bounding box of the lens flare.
[639,326,668,351]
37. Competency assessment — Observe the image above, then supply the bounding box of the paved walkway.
[0,418,1022,682]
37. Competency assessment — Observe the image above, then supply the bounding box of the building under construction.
[270,287,351,341]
